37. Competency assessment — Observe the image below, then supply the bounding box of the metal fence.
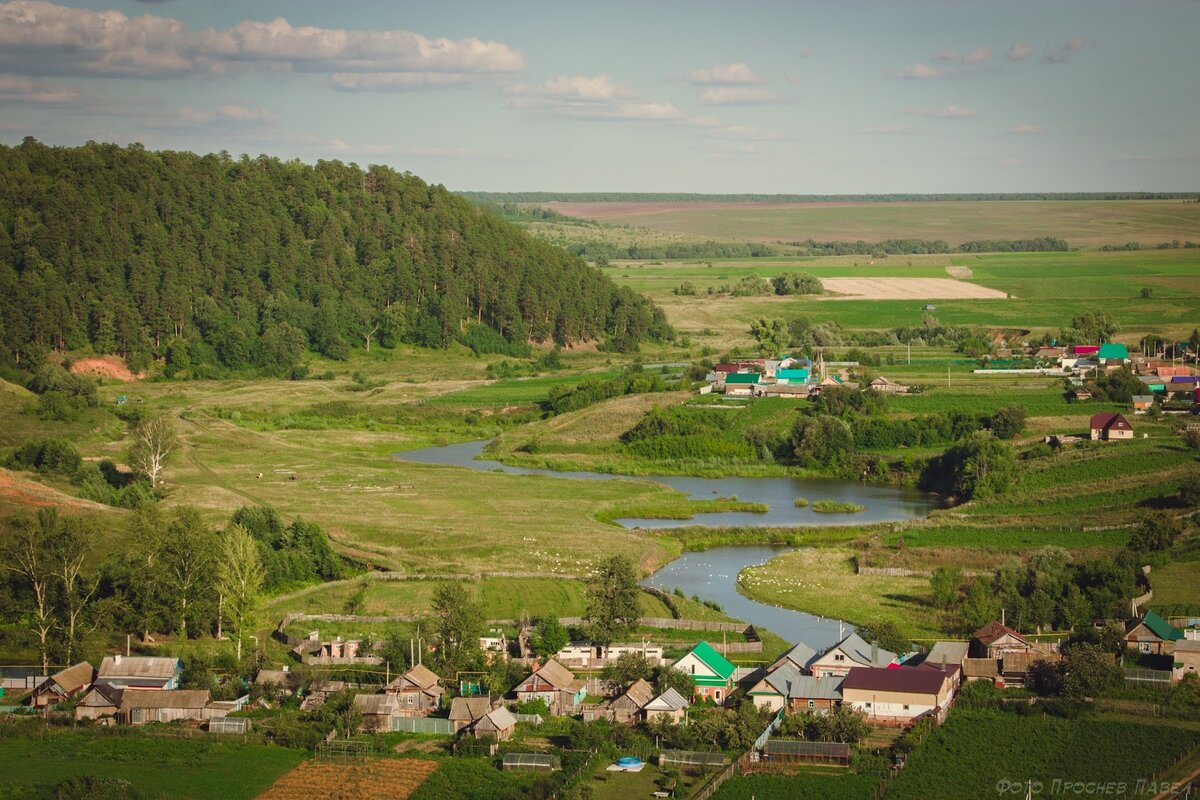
[391,716,455,735]
[315,740,373,759]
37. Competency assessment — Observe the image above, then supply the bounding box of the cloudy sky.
[1,0,1197,192]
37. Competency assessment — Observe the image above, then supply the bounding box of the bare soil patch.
[819,277,1007,300]
[257,757,437,800]
[944,265,974,278]
[0,468,115,514]
[69,355,143,382]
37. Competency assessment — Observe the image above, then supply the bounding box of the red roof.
[973,621,1029,647]
[841,665,959,695]
[1073,345,1100,355]
[1089,412,1131,432]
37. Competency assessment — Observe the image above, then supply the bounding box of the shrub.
[5,437,82,475]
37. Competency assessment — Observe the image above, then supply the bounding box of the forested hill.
[0,139,669,375]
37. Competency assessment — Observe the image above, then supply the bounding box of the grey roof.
[828,633,896,668]
[763,665,843,701]
[78,684,123,708]
[353,694,400,715]
[771,642,817,672]
[1173,639,1200,653]
[1132,395,1154,402]
[98,656,181,680]
[120,689,211,710]
[615,678,655,708]
[478,705,516,731]
[45,661,94,692]
[926,641,969,666]
[645,688,689,712]
[254,670,293,686]
[449,696,494,722]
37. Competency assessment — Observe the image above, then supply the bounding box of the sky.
[1,0,1197,193]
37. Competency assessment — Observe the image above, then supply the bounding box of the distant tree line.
[462,192,1200,203]
[783,237,1068,257]
[0,139,670,378]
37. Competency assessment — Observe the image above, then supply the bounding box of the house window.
[865,702,872,709]
[715,690,722,701]
[903,705,910,711]
[1139,643,1151,654]
[834,654,844,662]
[807,700,815,709]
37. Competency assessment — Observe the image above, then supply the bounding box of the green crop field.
[712,771,881,800]
[549,199,1200,248]
[0,728,305,800]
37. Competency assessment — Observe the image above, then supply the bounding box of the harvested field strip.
[258,757,437,800]
[819,277,1007,300]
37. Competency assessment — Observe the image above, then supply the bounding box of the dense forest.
[0,139,670,376]
[463,191,1200,203]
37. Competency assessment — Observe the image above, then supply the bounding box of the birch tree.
[129,414,176,488]
[215,523,265,661]
[3,511,57,673]
[160,508,216,638]
[48,516,98,665]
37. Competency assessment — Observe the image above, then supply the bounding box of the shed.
[1132,395,1154,413]
[643,688,689,723]
[119,689,212,725]
[353,693,401,732]
[32,661,94,708]
[97,655,183,690]
[610,678,655,724]
[449,696,495,732]
[75,684,123,721]
[473,705,517,740]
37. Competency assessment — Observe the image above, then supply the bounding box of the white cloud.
[932,50,958,63]
[896,62,945,80]
[1010,124,1043,135]
[710,125,783,141]
[687,62,762,85]
[0,0,524,85]
[963,47,992,64]
[1044,36,1086,64]
[329,72,473,92]
[0,73,78,103]
[142,103,276,129]
[858,124,915,135]
[697,86,776,105]
[1007,43,1034,61]
[504,75,687,122]
[905,104,975,119]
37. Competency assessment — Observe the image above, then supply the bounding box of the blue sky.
[1,0,1197,192]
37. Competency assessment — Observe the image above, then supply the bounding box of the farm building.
[31,661,93,708]
[867,376,910,394]
[674,642,736,704]
[1132,395,1155,413]
[97,655,182,690]
[723,372,761,396]
[969,621,1033,659]
[254,668,297,694]
[775,368,810,385]
[755,383,811,399]
[747,663,842,713]
[118,689,212,725]
[354,693,402,732]
[606,678,656,724]
[762,739,851,766]
[384,664,443,716]
[1090,412,1134,441]
[555,642,665,669]
[1172,640,1200,681]
[449,696,498,732]
[473,705,517,741]
[809,632,897,679]
[840,664,959,726]
[75,683,123,721]
[923,641,969,670]
[513,659,586,715]
[643,688,689,723]
[1126,610,1184,656]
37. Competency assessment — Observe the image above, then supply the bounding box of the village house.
[1172,640,1200,681]
[723,372,761,396]
[294,635,382,666]
[31,662,94,708]
[473,705,517,741]
[770,642,818,674]
[354,693,401,732]
[555,642,664,670]
[1089,412,1134,441]
[754,383,812,399]
[642,688,689,723]
[254,667,298,696]
[512,659,586,715]
[96,655,183,691]
[384,664,443,716]
[969,621,1034,659]
[868,376,909,394]
[1126,610,1184,656]
[75,683,123,721]
[839,664,960,726]
[1132,395,1155,414]
[747,663,843,713]
[1098,343,1130,369]
[922,642,969,670]
[809,632,898,679]
[674,641,737,704]
[480,630,508,663]
[118,689,213,726]
[609,678,656,724]
[449,696,498,733]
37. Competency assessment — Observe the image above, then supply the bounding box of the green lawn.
[0,727,305,800]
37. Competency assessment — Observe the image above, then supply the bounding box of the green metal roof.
[1098,343,1129,360]
[724,373,760,385]
[1140,610,1184,642]
[776,369,809,381]
[687,641,736,681]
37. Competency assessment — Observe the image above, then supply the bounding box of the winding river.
[395,440,936,646]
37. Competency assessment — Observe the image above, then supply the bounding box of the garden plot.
[820,278,1007,300]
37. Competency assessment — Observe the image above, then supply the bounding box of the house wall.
[788,697,837,714]
[644,707,685,723]
[750,692,784,713]
[76,704,117,721]
[693,684,728,704]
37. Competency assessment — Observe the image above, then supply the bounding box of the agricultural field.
[712,770,882,800]
[545,199,1200,248]
[259,756,438,800]
[887,709,1200,799]
[0,727,305,799]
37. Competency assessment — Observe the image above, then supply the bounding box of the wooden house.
[1090,412,1133,441]
[868,376,910,394]
[1125,610,1184,656]
[32,661,93,708]
[840,664,959,726]
[1132,395,1155,414]
[353,693,401,732]
[97,655,182,690]
[723,373,761,396]
[75,684,123,721]
[642,688,689,723]
[449,696,497,732]
[1172,640,1200,682]
[609,678,655,724]
[473,705,517,741]
[118,689,212,725]
[673,642,736,704]
[809,633,897,679]
[769,642,818,674]
[747,663,843,713]
[969,621,1033,659]
[384,664,443,716]
[512,659,585,715]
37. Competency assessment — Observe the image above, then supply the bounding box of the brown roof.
[614,678,655,708]
[48,661,94,692]
[524,659,574,690]
[841,666,956,695]
[99,656,180,680]
[973,621,1029,647]
[354,694,400,715]
[963,658,999,678]
[1002,652,1060,674]
[449,696,494,723]
[120,689,211,710]
[1089,412,1132,432]
[402,664,441,690]
[476,705,516,732]
[254,670,294,686]
[78,684,124,708]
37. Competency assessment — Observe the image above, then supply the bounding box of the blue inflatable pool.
[616,757,643,768]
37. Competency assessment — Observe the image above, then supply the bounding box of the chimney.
[871,641,879,664]
[113,654,122,665]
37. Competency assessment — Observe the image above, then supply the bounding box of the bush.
[5,437,82,475]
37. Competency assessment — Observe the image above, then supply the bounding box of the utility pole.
[947,364,951,388]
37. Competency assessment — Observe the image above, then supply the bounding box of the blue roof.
[776,369,809,382]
